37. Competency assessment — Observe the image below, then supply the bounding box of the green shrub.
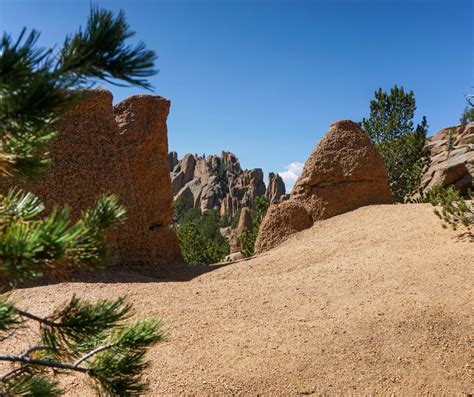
[219,208,242,229]
[428,185,473,234]
[200,209,225,238]
[173,201,229,265]
[173,197,201,226]
[460,95,474,125]
[176,222,229,265]
[460,106,474,125]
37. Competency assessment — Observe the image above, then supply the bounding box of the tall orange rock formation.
[1,89,181,270]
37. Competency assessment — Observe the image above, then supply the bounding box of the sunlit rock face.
[256,120,392,253]
[170,151,285,216]
[421,122,474,196]
[1,89,182,270]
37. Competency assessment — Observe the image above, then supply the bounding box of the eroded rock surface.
[255,200,313,254]
[291,120,392,220]
[266,172,286,204]
[421,123,474,195]
[168,151,178,172]
[170,151,285,215]
[1,89,181,270]
[229,207,253,253]
[256,120,392,253]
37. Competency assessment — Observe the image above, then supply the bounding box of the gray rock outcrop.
[421,123,474,195]
[170,151,285,215]
[266,172,286,204]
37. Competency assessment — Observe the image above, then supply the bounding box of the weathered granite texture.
[1,89,182,270]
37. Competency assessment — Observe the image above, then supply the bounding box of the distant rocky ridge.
[169,151,287,215]
[421,122,473,195]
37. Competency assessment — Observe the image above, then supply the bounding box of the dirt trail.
[2,204,473,395]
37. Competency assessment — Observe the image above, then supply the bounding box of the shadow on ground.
[8,261,233,292]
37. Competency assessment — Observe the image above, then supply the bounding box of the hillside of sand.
[2,203,473,395]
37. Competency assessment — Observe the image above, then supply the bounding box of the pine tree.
[1,6,164,395]
[361,85,429,203]
[460,94,474,126]
[173,199,230,265]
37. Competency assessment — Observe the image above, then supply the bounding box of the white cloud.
[279,162,304,192]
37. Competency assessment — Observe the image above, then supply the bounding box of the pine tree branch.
[15,308,60,328]
[72,344,113,368]
[0,342,115,379]
[0,346,50,382]
[0,354,92,373]
[1,6,161,394]
[0,367,25,382]
[20,345,49,358]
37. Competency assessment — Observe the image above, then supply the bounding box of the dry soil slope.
[3,204,473,395]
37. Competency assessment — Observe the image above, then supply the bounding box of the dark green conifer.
[0,6,164,395]
[361,85,429,202]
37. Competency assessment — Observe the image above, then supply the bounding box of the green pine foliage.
[460,106,474,126]
[428,185,473,235]
[361,85,429,203]
[460,95,474,126]
[173,198,230,265]
[0,189,126,286]
[2,373,60,397]
[176,222,229,265]
[1,6,164,395]
[0,5,156,180]
[0,297,164,396]
[220,208,241,229]
[240,196,269,258]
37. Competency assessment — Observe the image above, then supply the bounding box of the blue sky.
[1,0,472,189]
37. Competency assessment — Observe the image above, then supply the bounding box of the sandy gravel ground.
[2,204,473,395]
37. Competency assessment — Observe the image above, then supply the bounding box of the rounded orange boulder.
[256,120,392,253]
[255,200,313,254]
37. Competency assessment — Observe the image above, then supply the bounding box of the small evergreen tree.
[240,196,269,257]
[1,6,164,395]
[429,185,473,235]
[219,208,241,229]
[176,222,229,265]
[460,106,474,125]
[173,200,230,265]
[460,94,474,126]
[361,85,429,202]
[172,196,192,224]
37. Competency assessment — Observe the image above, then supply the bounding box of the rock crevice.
[308,178,384,189]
